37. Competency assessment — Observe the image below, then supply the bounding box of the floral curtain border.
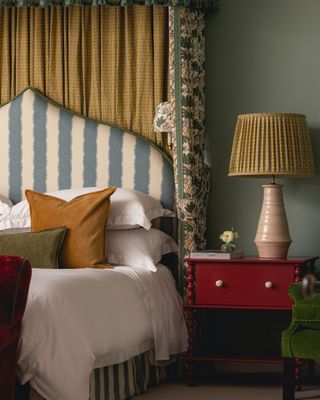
[0,0,219,10]
[165,7,210,293]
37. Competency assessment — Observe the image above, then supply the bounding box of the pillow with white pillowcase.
[6,187,174,231]
[106,228,178,271]
[0,214,30,231]
[0,195,13,215]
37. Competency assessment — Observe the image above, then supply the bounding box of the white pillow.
[106,228,178,271]
[0,195,13,215]
[0,214,29,230]
[7,187,175,231]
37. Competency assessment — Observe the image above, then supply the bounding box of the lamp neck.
[271,174,276,184]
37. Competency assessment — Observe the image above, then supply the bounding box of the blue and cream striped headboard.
[0,88,174,211]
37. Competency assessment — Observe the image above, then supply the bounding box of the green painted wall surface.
[205,0,320,260]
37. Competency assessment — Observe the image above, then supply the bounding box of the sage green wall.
[205,0,320,259]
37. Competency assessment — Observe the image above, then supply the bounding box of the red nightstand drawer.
[195,263,294,308]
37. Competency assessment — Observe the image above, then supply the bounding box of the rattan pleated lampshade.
[229,113,314,178]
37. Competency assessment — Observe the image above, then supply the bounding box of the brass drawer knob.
[265,281,273,289]
[215,280,224,288]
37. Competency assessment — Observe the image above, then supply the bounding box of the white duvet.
[18,265,187,400]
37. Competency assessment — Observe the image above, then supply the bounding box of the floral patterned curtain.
[155,7,210,292]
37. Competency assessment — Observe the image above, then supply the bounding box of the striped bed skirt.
[29,351,166,400]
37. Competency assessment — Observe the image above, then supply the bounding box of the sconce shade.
[229,113,314,178]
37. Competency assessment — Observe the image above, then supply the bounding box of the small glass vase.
[221,243,236,253]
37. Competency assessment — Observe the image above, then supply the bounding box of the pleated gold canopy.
[229,113,315,177]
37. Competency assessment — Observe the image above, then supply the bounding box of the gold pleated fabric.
[229,113,315,177]
[0,5,168,143]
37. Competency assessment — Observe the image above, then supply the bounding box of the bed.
[0,88,187,400]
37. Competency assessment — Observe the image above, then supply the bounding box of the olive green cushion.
[282,327,320,360]
[289,283,320,330]
[0,227,66,268]
[282,282,320,359]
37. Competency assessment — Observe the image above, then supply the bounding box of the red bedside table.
[184,256,318,386]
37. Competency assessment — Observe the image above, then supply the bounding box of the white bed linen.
[18,265,187,400]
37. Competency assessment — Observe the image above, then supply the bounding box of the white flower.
[220,231,234,243]
[219,229,239,244]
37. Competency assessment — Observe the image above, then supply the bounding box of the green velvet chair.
[282,281,320,400]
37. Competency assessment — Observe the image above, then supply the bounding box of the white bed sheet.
[18,264,187,400]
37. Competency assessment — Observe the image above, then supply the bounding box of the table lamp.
[229,113,314,259]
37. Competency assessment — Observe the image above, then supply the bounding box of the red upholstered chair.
[0,255,32,400]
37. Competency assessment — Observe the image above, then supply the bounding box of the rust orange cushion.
[25,187,116,268]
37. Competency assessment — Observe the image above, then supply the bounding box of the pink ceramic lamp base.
[254,184,292,259]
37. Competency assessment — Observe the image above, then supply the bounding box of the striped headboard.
[0,89,174,211]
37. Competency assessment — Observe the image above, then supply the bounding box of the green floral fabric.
[166,7,210,293]
[0,0,219,9]
[154,102,174,133]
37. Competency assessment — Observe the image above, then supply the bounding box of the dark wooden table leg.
[283,358,295,400]
[294,358,303,391]
[186,261,195,386]
[186,310,195,386]
[307,360,316,380]
[15,380,30,400]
